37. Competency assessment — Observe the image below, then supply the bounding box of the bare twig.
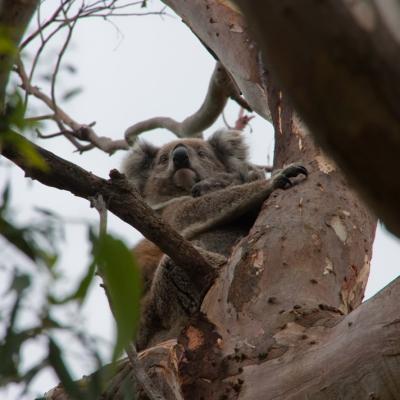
[14,0,167,153]
[20,0,71,49]
[91,195,165,400]
[16,57,129,153]
[50,4,79,111]
[16,3,248,155]
[25,114,56,122]
[234,107,255,131]
[36,129,64,139]
[125,61,252,144]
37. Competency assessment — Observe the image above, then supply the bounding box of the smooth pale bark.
[2,1,397,399]
[162,0,271,121]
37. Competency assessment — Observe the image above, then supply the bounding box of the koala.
[122,130,307,350]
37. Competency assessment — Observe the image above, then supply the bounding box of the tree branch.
[1,132,216,285]
[15,58,129,154]
[125,61,250,144]
[234,0,400,238]
[162,0,271,121]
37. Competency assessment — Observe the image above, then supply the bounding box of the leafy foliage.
[0,183,142,398]
[91,230,141,362]
[0,91,47,170]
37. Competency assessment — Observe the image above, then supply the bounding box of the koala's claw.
[273,175,293,189]
[272,164,308,189]
[191,185,202,198]
[281,164,308,178]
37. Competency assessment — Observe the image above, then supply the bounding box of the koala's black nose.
[172,145,190,169]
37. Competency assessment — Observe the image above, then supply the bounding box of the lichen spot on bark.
[323,257,335,276]
[329,215,347,243]
[315,154,336,174]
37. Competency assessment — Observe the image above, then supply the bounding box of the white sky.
[0,2,399,399]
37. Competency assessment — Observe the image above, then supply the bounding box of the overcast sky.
[1,2,399,399]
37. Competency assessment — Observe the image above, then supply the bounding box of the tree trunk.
[3,1,399,399]
[234,0,400,238]
[46,90,385,400]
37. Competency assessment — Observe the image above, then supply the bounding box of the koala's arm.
[191,171,245,197]
[163,164,307,240]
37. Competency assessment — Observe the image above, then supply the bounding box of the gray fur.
[121,131,309,351]
[121,140,158,194]
[208,129,248,175]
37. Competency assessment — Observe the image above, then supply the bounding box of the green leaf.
[0,215,56,267]
[49,261,96,305]
[7,272,31,294]
[0,216,37,261]
[2,131,48,171]
[62,87,83,102]
[0,182,11,214]
[91,232,141,361]
[0,92,47,170]
[48,338,85,400]
[0,36,16,56]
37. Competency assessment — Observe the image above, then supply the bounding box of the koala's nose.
[172,145,190,169]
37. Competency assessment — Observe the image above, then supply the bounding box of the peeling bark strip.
[235,0,400,238]
[0,133,216,285]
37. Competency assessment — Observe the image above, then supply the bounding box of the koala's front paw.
[191,178,227,197]
[272,164,308,190]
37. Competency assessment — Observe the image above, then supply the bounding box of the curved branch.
[162,0,271,121]
[125,62,250,144]
[0,132,215,285]
[16,58,129,154]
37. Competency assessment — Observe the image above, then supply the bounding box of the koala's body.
[122,130,307,350]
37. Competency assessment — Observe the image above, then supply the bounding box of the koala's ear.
[122,140,159,194]
[208,129,249,169]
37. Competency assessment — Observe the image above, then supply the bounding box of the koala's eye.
[159,154,169,164]
[197,150,207,158]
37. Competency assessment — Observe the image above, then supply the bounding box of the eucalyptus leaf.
[91,232,141,361]
[48,338,85,400]
[49,261,96,305]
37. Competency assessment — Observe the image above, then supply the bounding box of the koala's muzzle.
[172,145,190,169]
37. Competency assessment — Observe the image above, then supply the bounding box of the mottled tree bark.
[3,1,399,399]
[234,0,400,239]
[0,0,39,110]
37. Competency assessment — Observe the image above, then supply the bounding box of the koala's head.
[122,130,248,206]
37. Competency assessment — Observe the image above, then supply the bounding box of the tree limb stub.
[1,132,216,285]
[234,0,400,237]
[124,61,248,144]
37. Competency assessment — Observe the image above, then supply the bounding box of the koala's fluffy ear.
[208,129,249,171]
[122,141,159,194]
